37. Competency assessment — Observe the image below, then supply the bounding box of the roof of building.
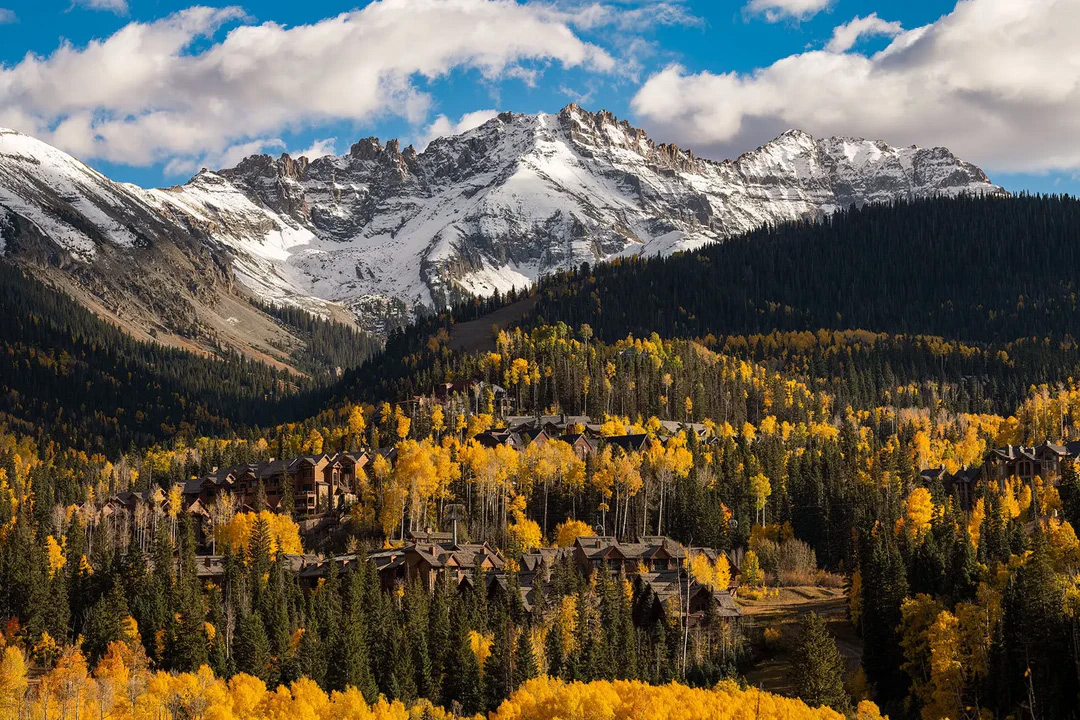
[603,434,650,452]
[573,535,687,562]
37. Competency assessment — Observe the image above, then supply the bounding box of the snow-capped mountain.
[0,105,1000,353]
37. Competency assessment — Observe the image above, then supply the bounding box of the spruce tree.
[279,472,295,517]
[442,597,481,714]
[255,480,268,513]
[947,524,979,603]
[82,582,129,664]
[860,534,908,703]
[427,574,451,701]
[545,614,565,677]
[484,609,513,711]
[236,613,273,684]
[170,516,208,671]
[794,612,852,715]
[512,629,538,689]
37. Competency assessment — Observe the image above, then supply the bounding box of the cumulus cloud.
[0,0,622,173]
[74,0,129,14]
[744,0,832,23]
[0,8,15,23]
[826,13,903,52]
[164,138,285,177]
[632,0,1080,173]
[418,110,500,150]
[292,138,338,161]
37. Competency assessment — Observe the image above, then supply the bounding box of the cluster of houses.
[164,413,708,523]
[186,533,741,628]
[922,440,1080,510]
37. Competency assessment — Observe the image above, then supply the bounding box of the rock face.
[0,105,1000,344]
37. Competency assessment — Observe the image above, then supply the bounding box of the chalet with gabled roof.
[366,540,505,591]
[572,535,687,575]
[603,434,651,453]
[558,433,598,459]
[179,452,364,519]
[633,570,742,627]
[983,441,1068,482]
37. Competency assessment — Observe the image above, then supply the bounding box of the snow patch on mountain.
[0,128,148,258]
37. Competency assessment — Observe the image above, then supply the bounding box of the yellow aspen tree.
[0,646,28,718]
[555,519,592,547]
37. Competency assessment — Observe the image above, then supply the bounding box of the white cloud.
[292,138,337,161]
[0,0,622,173]
[631,0,1080,174]
[567,1,701,31]
[418,110,500,150]
[74,0,129,14]
[0,8,15,23]
[745,0,832,23]
[826,13,903,52]
[164,138,284,177]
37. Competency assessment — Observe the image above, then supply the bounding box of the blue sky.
[0,0,1074,194]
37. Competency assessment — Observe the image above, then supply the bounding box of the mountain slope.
[0,105,1000,348]
[524,194,1080,345]
[0,263,323,454]
[0,128,365,368]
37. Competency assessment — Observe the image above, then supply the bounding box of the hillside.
[525,194,1080,344]
[0,264,362,454]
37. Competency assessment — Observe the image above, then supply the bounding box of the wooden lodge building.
[180,452,369,518]
[923,440,1080,511]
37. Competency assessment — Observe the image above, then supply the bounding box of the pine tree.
[279,474,295,517]
[794,612,852,715]
[545,612,565,677]
[249,514,273,596]
[484,609,513,711]
[427,574,451,701]
[298,606,328,687]
[512,629,538,689]
[170,516,208,671]
[442,597,481,714]
[860,533,908,703]
[255,480,268,513]
[946,524,979,603]
[1002,526,1075,718]
[236,613,273,684]
[82,582,129,664]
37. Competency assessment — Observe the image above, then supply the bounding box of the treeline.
[255,300,382,378]
[0,264,325,454]
[529,194,1080,344]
